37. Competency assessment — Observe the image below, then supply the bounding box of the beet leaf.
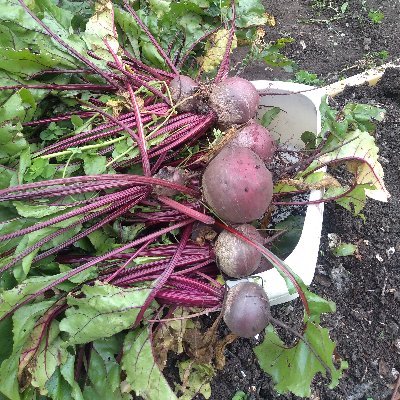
[0,300,56,400]
[121,327,177,400]
[59,282,155,344]
[254,292,348,397]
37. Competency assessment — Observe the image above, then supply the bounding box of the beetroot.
[153,166,188,197]
[254,256,274,273]
[229,120,276,162]
[209,77,259,126]
[215,224,264,278]
[169,75,199,113]
[222,281,270,338]
[202,146,273,223]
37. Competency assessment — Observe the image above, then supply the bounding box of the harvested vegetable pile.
[0,0,389,398]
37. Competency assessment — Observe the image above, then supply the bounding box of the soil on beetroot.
[174,1,400,399]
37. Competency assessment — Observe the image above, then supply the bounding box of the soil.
[203,1,400,399]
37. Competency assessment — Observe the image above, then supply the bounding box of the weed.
[232,391,248,400]
[234,35,297,75]
[304,1,349,24]
[373,50,389,61]
[293,70,324,86]
[368,9,384,24]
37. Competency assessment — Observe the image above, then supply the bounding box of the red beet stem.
[156,290,221,307]
[109,255,211,286]
[0,174,198,200]
[28,68,92,79]
[76,100,152,177]
[0,83,116,91]
[0,186,146,242]
[214,1,236,83]
[22,111,96,127]
[104,239,153,283]
[107,61,169,103]
[134,223,193,326]
[104,39,152,177]
[33,194,147,263]
[64,243,210,263]
[123,51,175,80]
[0,197,134,274]
[158,196,214,225]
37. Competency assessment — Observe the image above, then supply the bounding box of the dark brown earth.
[203,1,400,399]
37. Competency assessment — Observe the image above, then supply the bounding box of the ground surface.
[205,1,400,399]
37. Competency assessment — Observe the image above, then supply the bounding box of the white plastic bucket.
[227,81,326,306]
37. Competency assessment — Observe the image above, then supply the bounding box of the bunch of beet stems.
[0,175,212,270]
[63,241,223,310]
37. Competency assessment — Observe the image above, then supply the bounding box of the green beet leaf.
[10,218,82,281]
[18,307,65,388]
[59,353,84,400]
[81,338,130,400]
[254,291,346,397]
[0,300,55,400]
[0,0,78,67]
[0,318,13,364]
[13,202,72,219]
[0,274,66,320]
[82,154,108,175]
[27,324,67,394]
[82,0,120,63]
[235,0,272,28]
[59,282,154,344]
[324,184,371,216]
[260,107,281,128]
[121,327,177,400]
[45,368,74,400]
[0,166,16,189]
[254,322,347,397]
[0,49,71,77]
[318,129,389,201]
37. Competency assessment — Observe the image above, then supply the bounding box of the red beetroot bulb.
[169,74,199,113]
[222,281,271,338]
[215,224,264,278]
[229,120,276,162]
[209,77,259,126]
[202,146,273,223]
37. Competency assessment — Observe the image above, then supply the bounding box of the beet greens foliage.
[0,0,388,398]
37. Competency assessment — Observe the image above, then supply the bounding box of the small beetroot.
[209,77,259,126]
[153,166,188,197]
[215,224,264,278]
[169,74,199,113]
[222,281,270,338]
